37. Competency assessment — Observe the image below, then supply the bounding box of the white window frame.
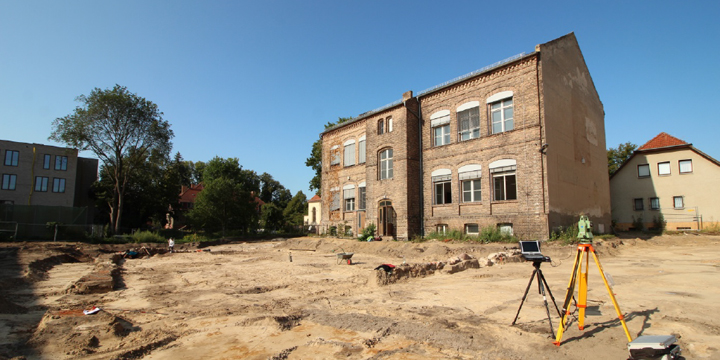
[434,124,450,146]
[387,117,393,133]
[658,162,671,176]
[679,159,693,174]
[343,140,355,167]
[329,145,340,166]
[498,223,513,236]
[457,101,480,141]
[430,110,451,147]
[343,185,355,212]
[465,224,479,235]
[437,224,448,235]
[459,164,482,203]
[489,92,514,134]
[379,149,393,180]
[330,187,340,211]
[637,164,650,178]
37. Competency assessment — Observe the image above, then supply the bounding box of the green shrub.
[357,223,376,241]
[651,215,666,232]
[329,226,337,236]
[479,226,517,243]
[631,216,644,231]
[178,233,211,243]
[131,230,165,244]
[550,224,580,245]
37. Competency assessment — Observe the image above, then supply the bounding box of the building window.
[490,98,513,134]
[459,164,482,203]
[673,196,684,209]
[465,224,479,236]
[387,117,393,133]
[1,174,17,190]
[658,162,671,176]
[358,137,366,164]
[432,169,452,205]
[430,110,451,147]
[311,208,316,224]
[650,197,660,210]
[330,188,340,211]
[330,145,340,166]
[498,223,514,236]
[490,160,517,201]
[343,186,355,211]
[358,185,366,210]
[343,140,355,167]
[378,119,384,135]
[457,102,480,141]
[43,154,51,169]
[436,224,448,235]
[634,198,644,211]
[4,151,19,167]
[434,125,450,146]
[379,149,393,180]
[55,156,68,171]
[52,178,66,193]
[637,164,650,178]
[35,176,49,192]
[679,159,693,174]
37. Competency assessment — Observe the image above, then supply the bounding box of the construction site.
[1,234,718,359]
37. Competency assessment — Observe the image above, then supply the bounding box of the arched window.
[457,101,480,141]
[343,139,356,167]
[459,164,482,202]
[488,91,514,134]
[431,110,451,146]
[431,169,452,205]
[378,119,384,135]
[379,149,393,180]
[312,208,316,223]
[489,159,517,201]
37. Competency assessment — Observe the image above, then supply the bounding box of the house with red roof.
[609,132,720,230]
[303,194,322,232]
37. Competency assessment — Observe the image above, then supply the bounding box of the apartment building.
[610,132,720,230]
[320,33,611,240]
[0,139,98,207]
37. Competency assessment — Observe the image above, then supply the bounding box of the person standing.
[168,238,175,253]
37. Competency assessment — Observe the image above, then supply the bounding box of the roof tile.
[637,132,689,151]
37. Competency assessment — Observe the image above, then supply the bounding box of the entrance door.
[378,200,396,237]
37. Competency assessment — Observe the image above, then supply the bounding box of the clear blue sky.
[2,1,719,197]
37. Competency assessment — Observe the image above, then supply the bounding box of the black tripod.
[512,259,562,337]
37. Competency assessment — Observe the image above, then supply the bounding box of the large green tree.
[187,157,259,236]
[306,117,352,193]
[283,191,307,228]
[607,142,638,176]
[50,85,173,233]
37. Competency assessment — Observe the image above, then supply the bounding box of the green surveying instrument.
[553,215,632,346]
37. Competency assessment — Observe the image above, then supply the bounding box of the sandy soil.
[1,234,718,359]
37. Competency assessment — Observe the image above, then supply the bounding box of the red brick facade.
[320,33,611,240]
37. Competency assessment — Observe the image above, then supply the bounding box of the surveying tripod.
[512,258,562,337]
[553,242,633,346]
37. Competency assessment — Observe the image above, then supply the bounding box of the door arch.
[378,200,396,237]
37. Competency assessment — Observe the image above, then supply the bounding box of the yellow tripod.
[553,243,632,346]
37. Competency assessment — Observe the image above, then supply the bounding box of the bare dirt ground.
[1,234,718,359]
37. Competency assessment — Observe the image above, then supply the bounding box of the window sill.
[491,199,518,204]
[637,176,650,179]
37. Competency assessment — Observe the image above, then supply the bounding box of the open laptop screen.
[520,241,540,253]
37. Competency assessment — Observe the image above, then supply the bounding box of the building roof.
[637,132,689,151]
[179,184,204,203]
[307,194,321,203]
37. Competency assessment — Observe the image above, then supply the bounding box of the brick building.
[320,33,611,240]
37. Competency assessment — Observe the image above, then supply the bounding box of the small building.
[303,194,322,232]
[319,33,611,240]
[610,132,720,230]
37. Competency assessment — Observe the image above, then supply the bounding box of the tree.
[186,157,258,236]
[306,117,352,192]
[260,203,284,232]
[607,142,637,176]
[50,85,173,234]
[283,191,307,228]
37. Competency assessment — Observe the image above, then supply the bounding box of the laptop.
[519,241,550,262]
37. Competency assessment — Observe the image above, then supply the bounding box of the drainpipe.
[536,54,548,233]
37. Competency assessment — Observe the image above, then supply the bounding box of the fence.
[0,204,93,241]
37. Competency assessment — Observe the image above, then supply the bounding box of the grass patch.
[422,226,516,243]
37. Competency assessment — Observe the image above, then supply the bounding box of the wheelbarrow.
[336,252,354,265]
